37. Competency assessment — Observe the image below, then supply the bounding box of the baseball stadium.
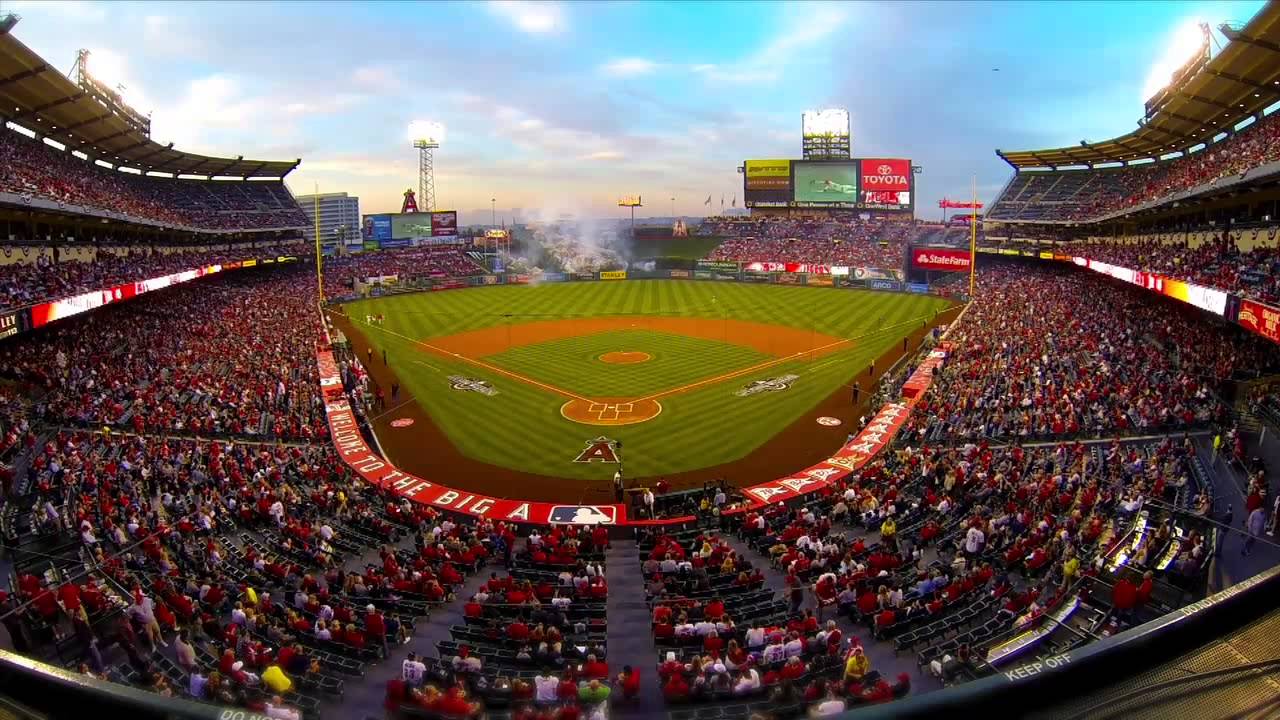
[0,3,1279,720]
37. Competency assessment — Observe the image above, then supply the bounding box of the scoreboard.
[743,157,912,211]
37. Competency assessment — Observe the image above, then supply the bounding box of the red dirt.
[599,351,651,365]
[561,398,663,426]
[328,303,962,504]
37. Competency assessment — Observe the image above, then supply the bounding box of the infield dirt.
[329,303,961,503]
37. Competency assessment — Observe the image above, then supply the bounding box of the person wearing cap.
[578,677,611,705]
[402,651,426,687]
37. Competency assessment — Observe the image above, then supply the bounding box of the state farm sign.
[861,158,911,192]
[911,247,971,272]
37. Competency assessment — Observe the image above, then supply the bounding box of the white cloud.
[600,57,658,77]
[693,4,851,86]
[351,65,401,95]
[487,1,565,34]
[581,150,623,161]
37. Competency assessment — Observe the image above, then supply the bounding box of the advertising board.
[696,260,740,272]
[599,270,627,280]
[1239,300,1280,344]
[364,214,393,241]
[430,211,458,237]
[911,247,972,272]
[869,279,903,292]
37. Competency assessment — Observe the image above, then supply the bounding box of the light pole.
[491,198,496,228]
[670,196,675,219]
[408,121,445,212]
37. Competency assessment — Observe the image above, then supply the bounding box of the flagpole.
[968,175,977,299]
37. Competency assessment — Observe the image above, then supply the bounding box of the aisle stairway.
[605,540,665,718]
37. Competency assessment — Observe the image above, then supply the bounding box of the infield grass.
[342,280,952,481]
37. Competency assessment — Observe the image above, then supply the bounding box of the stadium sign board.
[911,248,972,272]
[1239,299,1280,344]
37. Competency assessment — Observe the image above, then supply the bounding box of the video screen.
[793,162,859,205]
[391,213,433,239]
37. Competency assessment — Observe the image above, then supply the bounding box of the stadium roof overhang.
[0,29,299,179]
[996,2,1280,170]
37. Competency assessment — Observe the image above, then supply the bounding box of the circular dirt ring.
[599,351,652,365]
[560,397,662,426]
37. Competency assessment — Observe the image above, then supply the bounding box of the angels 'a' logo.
[735,374,800,397]
[574,436,619,463]
[448,376,498,396]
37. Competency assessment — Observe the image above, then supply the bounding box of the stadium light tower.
[408,121,445,212]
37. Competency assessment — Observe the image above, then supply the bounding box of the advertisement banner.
[430,211,458,237]
[509,274,532,285]
[481,275,499,285]
[695,260,740,272]
[911,247,972,272]
[0,307,30,340]
[694,271,714,280]
[860,158,911,192]
[432,279,469,291]
[741,272,771,283]
[1239,301,1280,343]
[380,239,411,249]
[736,403,909,507]
[572,272,597,281]
[744,159,792,189]
[317,351,623,525]
[30,266,222,328]
[907,282,930,294]
[902,345,949,400]
[807,275,833,287]
[669,269,690,279]
[364,214,393,241]
[539,272,568,282]
[862,190,911,207]
[599,270,627,280]
[362,241,379,251]
[853,267,901,281]
[743,261,831,274]
[776,273,799,285]
[869,279,903,292]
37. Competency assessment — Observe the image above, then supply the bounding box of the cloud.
[600,57,658,77]
[581,150,623,161]
[351,65,401,95]
[487,1,565,34]
[693,4,851,86]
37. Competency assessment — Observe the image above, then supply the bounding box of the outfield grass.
[343,280,952,481]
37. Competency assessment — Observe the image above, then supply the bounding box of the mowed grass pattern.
[484,329,772,398]
[343,281,953,480]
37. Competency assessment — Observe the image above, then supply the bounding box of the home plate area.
[560,397,662,426]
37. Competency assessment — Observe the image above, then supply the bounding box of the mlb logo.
[548,506,617,525]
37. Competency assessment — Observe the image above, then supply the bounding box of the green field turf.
[341,280,953,481]
[485,330,771,398]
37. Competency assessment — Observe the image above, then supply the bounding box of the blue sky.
[5,0,1267,221]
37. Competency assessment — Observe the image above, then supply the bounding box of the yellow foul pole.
[968,175,977,299]
[313,183,324,302]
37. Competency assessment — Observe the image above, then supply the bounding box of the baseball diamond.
[337,279,954,486]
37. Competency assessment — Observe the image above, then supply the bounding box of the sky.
[2,0,1268,222]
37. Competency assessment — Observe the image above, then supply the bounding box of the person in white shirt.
[783,634,805,658]
[745,626,765,648]
[265,696,301,720]
[733,667,760,695]
[965,525,985,556]
[534,672,558,705]
[812,693,846,716]
[402,653,426,686]
[269,500,285,526]
[762,641,785,664]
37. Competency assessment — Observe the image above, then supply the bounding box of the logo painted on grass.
[448,376,499,396]
[816,416,842,427]
[548,505,617,525]
[735,374,799,397]
[390,418,415,428]
[574,436,620,463]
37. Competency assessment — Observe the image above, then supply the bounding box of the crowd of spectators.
[1067,234,1280,305]
[907,262,1280,444]
[989,111,1280,223]
[323,247,484,301]
[0,129,307,230]
[700,217,919,267]
[0,267,326,441]
[0,240,307,312]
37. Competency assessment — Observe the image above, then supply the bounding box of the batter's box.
[589,402,634,420]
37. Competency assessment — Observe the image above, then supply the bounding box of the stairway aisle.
[605,539,666,720]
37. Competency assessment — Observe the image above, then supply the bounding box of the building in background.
[295,192,361,252]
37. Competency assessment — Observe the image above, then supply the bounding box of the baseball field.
[336,280,953,486]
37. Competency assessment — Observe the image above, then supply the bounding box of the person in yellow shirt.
[844,647,870,682]
[262,664,293,694]
[880,517,897,549]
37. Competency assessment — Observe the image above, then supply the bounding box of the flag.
[720,195,724,208]
[704,195,711,206]
[731,194,736,208]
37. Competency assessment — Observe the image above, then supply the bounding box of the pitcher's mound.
[561,398,662,426]
[599,351,652,365]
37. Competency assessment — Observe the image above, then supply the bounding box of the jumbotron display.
[743,157,913,211]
